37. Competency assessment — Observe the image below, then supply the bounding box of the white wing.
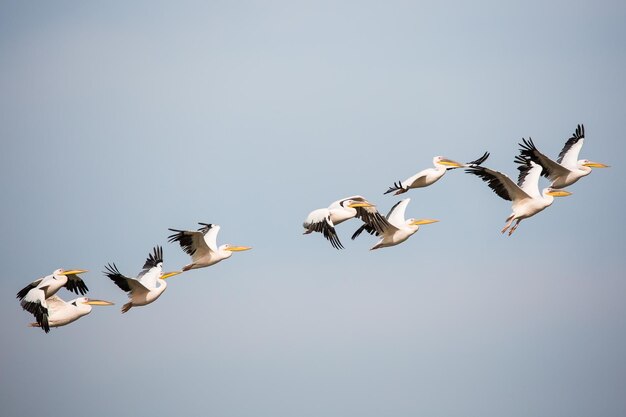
[168,224,216,263]
[138,267,161,289]
[304,208,343,249]
[16,277,44,300]
[136,247,164,288]
[387,198,410,229]
[203,224,220,253]
[519,138,572,182]
[516,158,542,199]
[557,124,585,169]
[21,287,46,310]
[46,295,68,315]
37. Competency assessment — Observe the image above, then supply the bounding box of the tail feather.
[121,302,133,314]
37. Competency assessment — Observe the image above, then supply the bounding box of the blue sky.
[1,1,625,416]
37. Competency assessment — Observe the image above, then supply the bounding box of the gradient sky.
[1,1,625,416]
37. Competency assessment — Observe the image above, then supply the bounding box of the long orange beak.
[161,271,183,279]
[225,246,252,252]
[60,269,88,275]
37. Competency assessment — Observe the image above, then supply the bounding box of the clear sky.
[1,1,625,416]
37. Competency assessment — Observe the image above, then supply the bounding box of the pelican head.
[218,244,251,257]
[433,156,463,169]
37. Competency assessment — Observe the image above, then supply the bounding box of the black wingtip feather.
[103,263,132,293]
[143,246,163,269]
[167,229,198,256]
[574,124,585,140]
[64,276,89,296]
[16,284,34,301]
[384,181,404,195]
[465,166,513,201]
[21,300,49,333]
[466,151,490,166]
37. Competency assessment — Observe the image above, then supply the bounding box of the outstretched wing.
[514,155,542,199]
[344,196,393,234]
[20,288,50,333]
[304,209,344,249]
[64,273,89,296]
[351,223,377,240]
[465,151,490,167]
[198,223,220,253]
[387,199,411,229]
[557,124,585,168]
[16,278,43,301]
[104,263,132,293]
[351,200,403,240]
[168,226,214,263]
[519,137,570,181]
[465,165,530,202]
[103,263,148,295]
[137,246,163,287]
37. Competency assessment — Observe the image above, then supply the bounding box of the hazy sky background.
[1,1,625,416]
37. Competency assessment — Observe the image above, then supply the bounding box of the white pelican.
[167,223,251,271]
[303,195,391,249]
[351,198,438,250]
[384,152,490,195]
[17,268,89,332]
[104,246,181,313]
[518,125,609,188]
[28,295,113,333]
[465,155,572,235]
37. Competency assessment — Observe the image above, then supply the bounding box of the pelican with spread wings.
[168,223,251,271]
[27,295,113,333]
[351,198,438,250]
[303,195,391,249]
[518,124,608,188]
[104,246,181,313]
[465,154,571,235]
[17,268,89,333]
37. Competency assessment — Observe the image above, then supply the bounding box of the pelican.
[465,155,572,235]
[303,195,392,249]
[351,198,438,250]
[167,223,251,271]
[28,295,113,333]
[16,268,89,332]
[518,125,609,188]
[384,152,490,195]
[104,246,181,313]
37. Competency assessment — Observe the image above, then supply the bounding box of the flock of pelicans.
[17,124,608,333]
